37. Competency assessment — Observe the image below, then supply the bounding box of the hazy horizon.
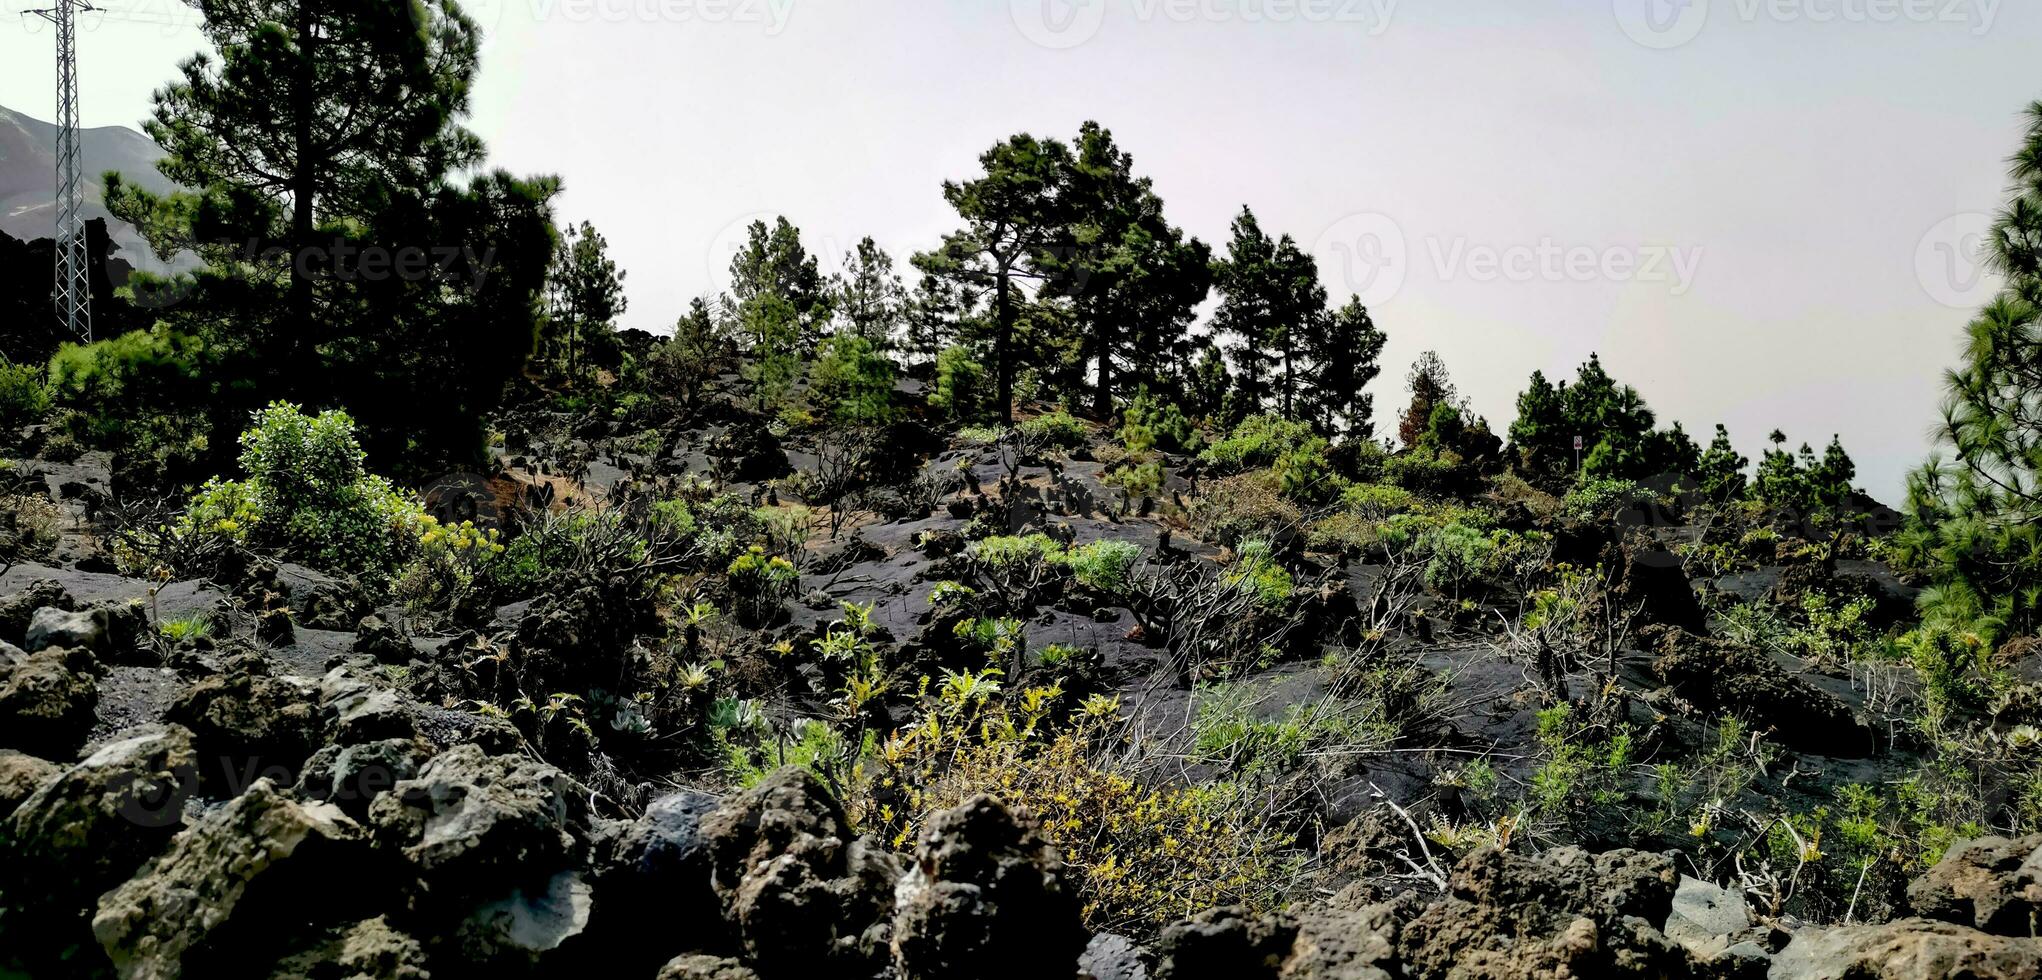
[5,0,2038,502]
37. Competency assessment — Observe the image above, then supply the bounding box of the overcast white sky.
[3,0,2037,500]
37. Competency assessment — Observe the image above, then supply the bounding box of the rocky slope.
[0,547,2034,978]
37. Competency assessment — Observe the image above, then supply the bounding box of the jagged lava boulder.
[889,794,1087,980]
[701,767,907,978]
[92,778,373,979]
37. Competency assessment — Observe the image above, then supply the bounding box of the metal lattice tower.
[27,0,96,342]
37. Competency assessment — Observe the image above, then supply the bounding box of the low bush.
[174,402,442,580]
[861,685,1300,939]
[47,326,226,489]
[1418,522,1497,599]
[1189,472,1301,546]
[1120,389,1201,455]
[1198,413,1315,474]
[1018,410,1089,451]
[0,358,51,432]
[1060,539,1143,597]
[1382,445,1469,496]
[1563,477,1653,518]
[1228,540,1294,610]
[727,545,799,625]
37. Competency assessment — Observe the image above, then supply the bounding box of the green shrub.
[1199,414,1315,474]
[1563,477,1652,518]
[1273,435,1337,503]
[1018,410,1089,450]
[0,359,51,431]
[1382,445,1467,495]
[175,402,442,579]
[1229,540,1294,610]
[808,333,897,427]
[931,345,990,425]
[47,326,223,489]
[727,545,799,626]
[1120,389,1201,455]
[967,533,1063,569]
[1060,539,1143,597]
[1339,482,1417,519]
[1102,459,1165,498]
[1418,522,1497,598]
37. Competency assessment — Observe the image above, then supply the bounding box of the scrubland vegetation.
[5,3,2042,977]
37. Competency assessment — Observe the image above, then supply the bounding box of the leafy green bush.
[1102,459,1165,498]
[1060,540,1143,597]
[1382,445,1467,495]
[0,358,51,432]
[47,326,224,489]
[930,345,990,425]
[1418,522,1497,598]
[807,333,897,427]
[1120,389,1201,455]
[1198,413,1315,474]
[1229,540,1294,610]
[1018,410,1089,450]
[1563,477,1652,518]
[727,545,799,626]
[175,402,440,579]
[1339,482,1417,519]
[967,533,1063,569]
[1273,435,1337,503]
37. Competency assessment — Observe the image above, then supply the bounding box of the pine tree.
[1212,207,1325,420]
[105,0,557,471]
[728,217,830,342]
[1696,424,1748,500]
[1903,101,2042,636]
[1044,122,1210,418]
[1507,369,1569,473]
[832,237,906,345]
[545,220,628,379]
[1400,351,1460,449]
[902,276,973,367]
[917,133,1072,424]
[1307,296,1388,439]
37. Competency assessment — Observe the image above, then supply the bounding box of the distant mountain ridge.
[0,103,184,275]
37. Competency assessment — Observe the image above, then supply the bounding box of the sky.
[3,0,2038,502]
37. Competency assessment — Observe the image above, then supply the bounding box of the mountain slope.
[0,104,183,274]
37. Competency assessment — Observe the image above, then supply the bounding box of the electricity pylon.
[26,0,97,342]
